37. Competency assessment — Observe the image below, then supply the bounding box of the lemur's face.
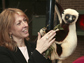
[64,14,76,23]
[62,9,79,24]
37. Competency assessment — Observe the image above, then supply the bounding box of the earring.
[10,34,12,39]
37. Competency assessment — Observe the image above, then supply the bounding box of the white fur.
[50,24,77,61]
[57,24,77,60]
[39,8,79,63]
[50,9,79,63]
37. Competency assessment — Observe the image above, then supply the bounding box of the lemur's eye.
[66,16,69,19]
[65,14,70,20]
[73,17,75,20]
[72,15,76,20]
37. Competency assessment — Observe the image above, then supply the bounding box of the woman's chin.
[25,33,29,37]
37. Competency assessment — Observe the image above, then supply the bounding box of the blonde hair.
[0,8,29,51]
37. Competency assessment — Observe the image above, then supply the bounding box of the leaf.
[41,24,64,59]
[54,24,64,30]
[44,45,55,59]
[53,24,60,30]
[45,49,50,58]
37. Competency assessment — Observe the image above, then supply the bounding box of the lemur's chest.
[55,24,69,42]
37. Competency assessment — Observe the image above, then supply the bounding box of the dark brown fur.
[55,24,69,42]
[45,22,69,56]
[55,23,69,56]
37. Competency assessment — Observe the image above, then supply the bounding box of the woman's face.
[10,13,29,39]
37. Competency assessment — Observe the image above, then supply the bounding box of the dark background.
[0,0,47,41]
[0,0,84,41]
[0,0,84,63]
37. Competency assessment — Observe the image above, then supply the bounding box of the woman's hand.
[36,30,56,54]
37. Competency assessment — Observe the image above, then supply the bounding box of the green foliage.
[43,24,64,59]
[54,24,64,30]
[44,45,54,59]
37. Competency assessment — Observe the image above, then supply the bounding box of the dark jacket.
[0,40,51,63]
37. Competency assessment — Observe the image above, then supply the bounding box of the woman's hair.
[0,8,29,51]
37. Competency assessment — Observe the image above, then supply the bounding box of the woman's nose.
[22,21,28,27]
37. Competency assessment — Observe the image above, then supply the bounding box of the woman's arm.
[0,54,13,63]
[28,50,50,63]
[0,47,14,63]
[28,30,56,63]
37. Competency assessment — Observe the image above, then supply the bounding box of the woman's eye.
[23,18,27,22]
[17,23,20,25]
[17,21,21,25]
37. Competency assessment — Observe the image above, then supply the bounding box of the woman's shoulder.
[0,46,8,51]
[0,46,11,55]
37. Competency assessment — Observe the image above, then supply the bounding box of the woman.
[0,8,56,63]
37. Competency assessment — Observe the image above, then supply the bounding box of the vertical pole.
[46,0,55,30]
[46,0,58,63]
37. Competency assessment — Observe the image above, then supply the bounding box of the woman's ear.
[9,31,13,39]
[9,29,13,35]
[9,32,12,35]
